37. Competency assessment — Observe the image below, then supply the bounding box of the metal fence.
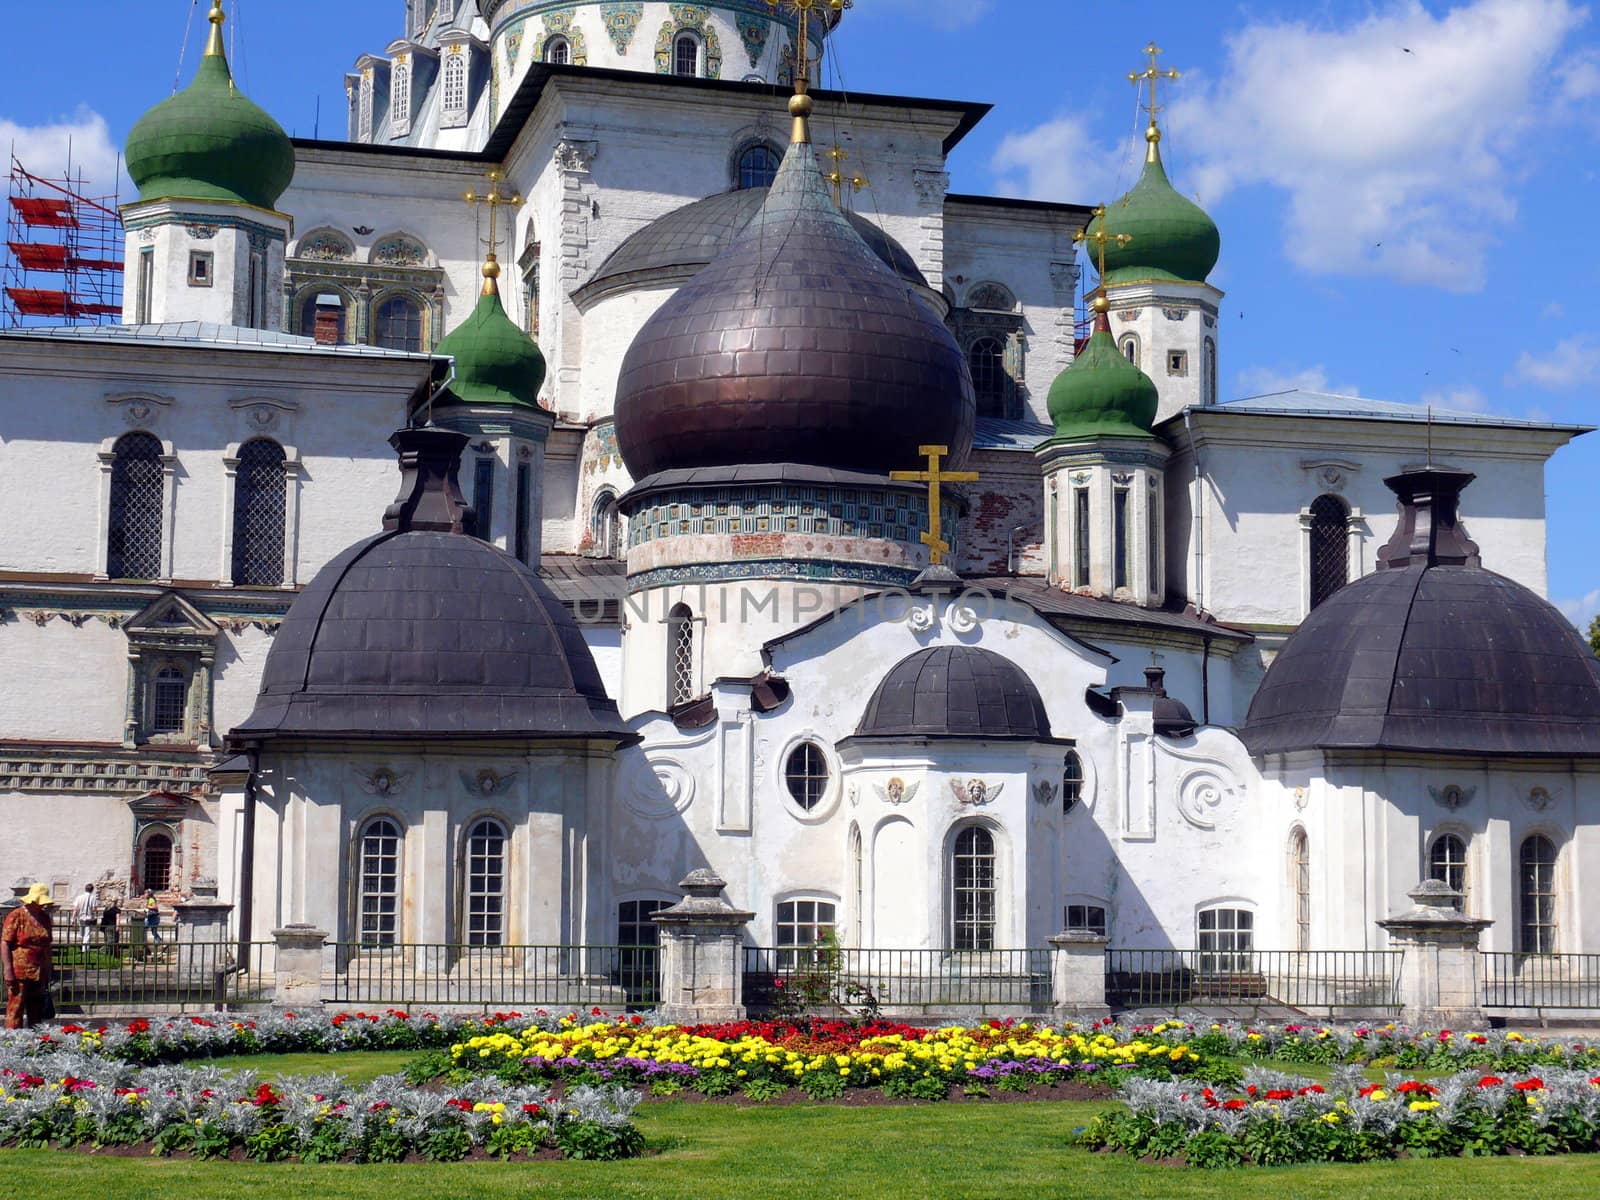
[324,943,660,1009]
[50,938,273,1013]
[743,947,1052,1014]
[1481,952,1600,1012]
[1105,949,1403,1013]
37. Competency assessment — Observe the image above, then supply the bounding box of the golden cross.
[890,445,979,566]
[1129,41,1181,125]
[766,0,851,142]
[463,168,523,282]
[825,143,867,205]
[1073,205,1132,291]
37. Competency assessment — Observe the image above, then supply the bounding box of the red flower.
[521,1103,542,1115]
[1477,1076,1504,1088]
[1222,1099,1249,1110]
[1513,1079,1544,1091]
[1297,1085,1325,1096]
[446,1098,474,1112]
[252,1084,281,1107]
[369,1101,391,1112]
[1396,1081,1438,1095]
[1265,1089,1295,1101]
[126,1019,150,1035]
[1358,1084,1381,1097]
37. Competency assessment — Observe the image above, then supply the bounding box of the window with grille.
[357,818,402,947]
[968,336,1007,419]
[443,51,467,111]
[674,34,699,76]
[1062,750,1084,812]
[1519,835,1557,954]
[1198,907,1253,972]
[391,63,411,128]
[591,490,621,557]
[776,898,836,968]
[546,36,570,65]
[1428,833,1468,911]
[1073,487,1090,588]
[1064,904,1106,936]
[359,73,374,140]
[737,144,780,190]
[1112,486,1130,590]
[464,819,507,946]
[1308,494,1350,609]
[1291,831,1310,951]
[107,432,163,580]
[470,457,495,542]
[140,833,173,893]
[617,899,672,1003]
[149,665,188,735]
[231,439,287,586]
[784,742,829,811]
[951,827,996,951]
[668,603,695,706]
[374,295,424,351]
[515,463,533,562]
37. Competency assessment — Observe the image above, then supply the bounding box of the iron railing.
[325,943,660,1009]
[1105,949,1402,1012]
[1481,952,1600,1011]
[743,947,1052,1014]
[49,938,273,1013]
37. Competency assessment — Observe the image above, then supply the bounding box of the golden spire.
[204,1,227,59]
[765,0,852,144]
[463,169,523,296]
[1074,206,1132,329]
[825,143,867,205]
[1128,41,1181,162]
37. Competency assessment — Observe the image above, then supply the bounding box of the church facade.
[1,1,1597,973]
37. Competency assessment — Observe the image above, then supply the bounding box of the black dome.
[233,429,631,744]
[1243,470,1600,759]
[853,646,1054,741]
[613,141,974,481]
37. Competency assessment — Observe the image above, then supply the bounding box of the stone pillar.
[172,886,234,990]
[1378,879,1492,1027]
[1,878,34,917]
[651,869,755,1025]
[272,924,329,1010]
[1048,930,1111,1022]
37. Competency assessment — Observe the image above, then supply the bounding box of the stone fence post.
[652,869,755,1025]
[1378,879,1491,1027]
[1048,930,1111,1022]
[272,924,329,1010]
[172,882,234,988]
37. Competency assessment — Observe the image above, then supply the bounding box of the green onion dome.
[1085,128,1219,286]
[1043,310,1159,442]
[125,7,294,211]
[433,260,547,409]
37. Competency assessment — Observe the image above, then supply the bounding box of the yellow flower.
[1409,1101,1440,1112]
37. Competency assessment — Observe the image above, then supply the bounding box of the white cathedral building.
[1,1,1597,970]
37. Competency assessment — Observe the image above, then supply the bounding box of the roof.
[1192,389,1593,434]
[973,417,1052,451]
[970,576,1253,644]
[540,554,624,617]
[0,322,436,360]
[849,645,1058,742]
[945,193,1096,220]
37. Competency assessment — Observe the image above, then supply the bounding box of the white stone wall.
[122,200,291,330]
[1105,280,1223,424]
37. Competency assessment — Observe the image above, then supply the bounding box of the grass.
[176,1050,419,1086]
[2,1053,1594,1199]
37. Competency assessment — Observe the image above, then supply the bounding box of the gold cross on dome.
[765,0,851,87]
[463,168,523,285]
[826,143,868,205]
[1129,41,1181,134]
[891,445,979,566]
[1074,205,1133,286]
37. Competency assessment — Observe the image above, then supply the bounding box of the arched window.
[1428,833,1468,911]
[140,832,173,894]
[298,292,348,342]
[373,295,425,352]
[1290,830,1310,951]
[1308,494,1350,609]
[357,818,402,947]
[1119,334,1139,365]
[591,489,621,557]
[545,36,570,65]
[149,665,189,735]
[673,34,700,77]
[464,818,508,946]
[231,439,287,586]
[784,742,829,811]
[667,603,696,706]
[1518,834,1558,954]
[106,432,164,580]
[736,143,780,190]
[951,826,996,951]
[849,824,863,937]
[968,336,1007,419]
[391,62,411,128]
[1203,336,1217,406]
[1062,750,1084,812]
[442,50,468,111]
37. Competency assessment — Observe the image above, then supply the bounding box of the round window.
[784,742,829,811]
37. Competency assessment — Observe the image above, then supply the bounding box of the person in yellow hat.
[2,883,56,1028]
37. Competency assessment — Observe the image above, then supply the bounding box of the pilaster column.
[911,168,950,284]
[652,869,755,1024]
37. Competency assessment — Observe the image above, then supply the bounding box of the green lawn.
[177,1050,419,1086]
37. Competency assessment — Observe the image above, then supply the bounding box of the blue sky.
[3,0,1597,621]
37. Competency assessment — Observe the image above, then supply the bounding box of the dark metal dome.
[1242,470,1600,759]
[613,141,975,481]
[852,645,1054,741]
[232,428,631,744]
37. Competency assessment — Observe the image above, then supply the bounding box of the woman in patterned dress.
[2,883,55,1029]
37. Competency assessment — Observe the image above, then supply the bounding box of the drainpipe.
[1182,408,1206,616]
[1200,635,1212,726]
[1005,525,1027,575]
[235,743,259,966]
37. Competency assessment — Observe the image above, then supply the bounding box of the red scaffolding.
[2,152,124,326]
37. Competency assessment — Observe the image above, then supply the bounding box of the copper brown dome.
[613,141,975,481]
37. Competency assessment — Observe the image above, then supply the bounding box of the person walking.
[2,883,55,1028]
[142,891,163,946]
[98,898,122,957]
[70,883,96,953]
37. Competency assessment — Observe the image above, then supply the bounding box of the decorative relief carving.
[296,230,355,262]
[1527,786,1554,811]
[600,2,644,54]
[1430,783,1474,811]
[1032,778,1059,807]
[950,778,1002,806]
[370,235,428,267]
[554,139,598,175]
[735,11,768,66]
[1116,308,1142,322]
[107,392,173,428]
[947,604,980,634]
[906,604,937,632]
[655,6,722,78]
[874,777,918,806]
[1176,769,1236,830]
[461,768,518,796]
[541,8,589,64]
[1300,459,1361,493]
[184,223,218,241]
[0,754,209,796]
[1162,307,1189,322]
[621,754,696,818]
[355,767,410,797]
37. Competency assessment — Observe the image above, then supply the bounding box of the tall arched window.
[1062,750,1084,812]
[968,336,1007,418]
[140,832,174,893]
[106,432,164,580]
[1203,337,1217,406]
[668,603,695,706]
[1518,834,1558,954]
[545,36,570,65]
[1290,830,1310,951]
[357,818,402,947]
[1119,334,1139,365]
[390,62,411,128]
[591,489,621,557]
[736,143,780,190]
[373,295,425,351]
[849,824,863,939]
[442,50,468,111]
[1308,494,1350,609]
[674,34,700,76]
[231,439,287,586]
[951,826,996,951]
[464,818,508,947]
[1428,833,1468,911]
[149,665,189,735]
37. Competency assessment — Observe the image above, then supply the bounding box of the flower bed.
[1167,1022,1600,1073]
[1080,1065,1600,1167]
[441,1016,1202,1101]
[0,1046,643,1163]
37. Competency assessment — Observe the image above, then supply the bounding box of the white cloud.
[1558,589,1600,630]
[990,115,1132,204]
[1510,335,1600,390]
[1420,386,1490,412]
[0,108,124,195]
[1235,364,1360,398]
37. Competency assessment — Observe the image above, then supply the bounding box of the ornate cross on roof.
[891,445,979,567]
[1074,205,1132,321]
[765,0,852,144]
[826,144,867,205]
[1129,41,1181,154]
[463,168,523,294]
